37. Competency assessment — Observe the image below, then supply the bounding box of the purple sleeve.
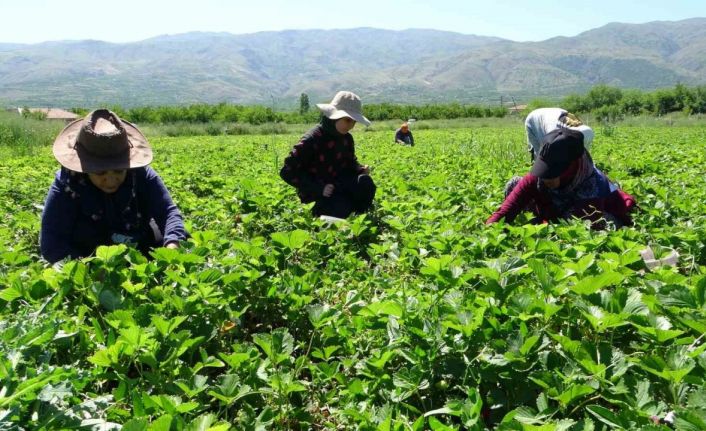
[486,174,541,224]
[394,129,403,142]
[40,172,80,263]
[142,167,187,244]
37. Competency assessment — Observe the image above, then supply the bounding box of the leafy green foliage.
[562,84,706,119]
[0,124,705,429]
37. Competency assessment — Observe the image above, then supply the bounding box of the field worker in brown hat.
[280,91,376,219]
[394,122,414,146]
[40,109,188,263]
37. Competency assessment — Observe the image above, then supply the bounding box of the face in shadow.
[88,170,127,194]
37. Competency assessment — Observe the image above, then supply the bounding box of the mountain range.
[1,18,704,108]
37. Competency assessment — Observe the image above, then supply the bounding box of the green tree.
[651,88,679,115]
[299,93,310,115]
[562,93,590,113]
[585,85,623,111]
[619,89,649,116]
[688,86,706,114]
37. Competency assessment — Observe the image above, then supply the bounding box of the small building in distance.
[15,107,79,123]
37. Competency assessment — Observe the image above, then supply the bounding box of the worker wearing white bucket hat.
[315,91,371,126]
[281,91,376,218]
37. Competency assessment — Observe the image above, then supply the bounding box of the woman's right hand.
[323,184,335,197]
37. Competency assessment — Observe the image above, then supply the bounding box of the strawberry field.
[1,124,706,430]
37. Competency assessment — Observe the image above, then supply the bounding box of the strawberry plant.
[1,124,705,429]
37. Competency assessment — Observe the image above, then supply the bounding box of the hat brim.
[316,103,371,126]
[52,118,153,173]
[530,157,565,179]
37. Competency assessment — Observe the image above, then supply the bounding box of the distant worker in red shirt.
[280,91,376,219]
[486,128,636,229]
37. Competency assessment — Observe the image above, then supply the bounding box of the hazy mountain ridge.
[1,19,704,107]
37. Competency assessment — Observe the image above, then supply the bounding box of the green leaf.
[421,255,461,280]
[148,414,174,431]
[501,406,543,425]
[586,405,628,430]
[688,387,706,409]
[0,369,71,408]
[219,351,252,369]
[571,272,624,295]
[252,328,295,364]
[119,325,146,349]
[637,351,695,383]
[675,408,706,431]
[0,284,22,302]
[37,381,73,403]
[366,350,396,369]
[359,300,404,318]
[528,259,553,291]
[520,335,541,356]
[271,229,310,250]
[98,287,123,311]
[151,247,205,264]
[553,384,596,406]
[576,253,596,274]
[412,416,425,431]
[176,401,200,413]
[428,416,458,431]
[152,315,188,338]
[18,324,57,347]
[177,336,205,357]
[121,279,146,294]
[347,379,365,396]
[88,349,113,368]
[122,419,148,431]
[581,307,629,331]
[0,251,30,266]
[186,414,229,431]
[307,304,336,328]
[198,268,223,283]
[95,244,128,262]
[377,415,392,431]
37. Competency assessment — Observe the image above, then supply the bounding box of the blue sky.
[2,0,704,44]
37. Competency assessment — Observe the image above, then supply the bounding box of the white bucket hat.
[316,91,371,126]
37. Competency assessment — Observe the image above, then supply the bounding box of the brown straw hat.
[316,91,371,126]
[52,109,152,173]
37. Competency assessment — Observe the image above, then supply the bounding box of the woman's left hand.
[165,241,179,249]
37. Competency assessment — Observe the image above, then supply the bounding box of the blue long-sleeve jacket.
[40,166,187,263]
[394,128,414,145]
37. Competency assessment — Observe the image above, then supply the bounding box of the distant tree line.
[67,84,706,125]
[364,103,508,121]
[71,100,508,126]
[560,84,706,122]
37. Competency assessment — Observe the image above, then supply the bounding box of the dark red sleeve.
[603,189,637,226]
[486,174,541,224]
[280,136,324,199]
